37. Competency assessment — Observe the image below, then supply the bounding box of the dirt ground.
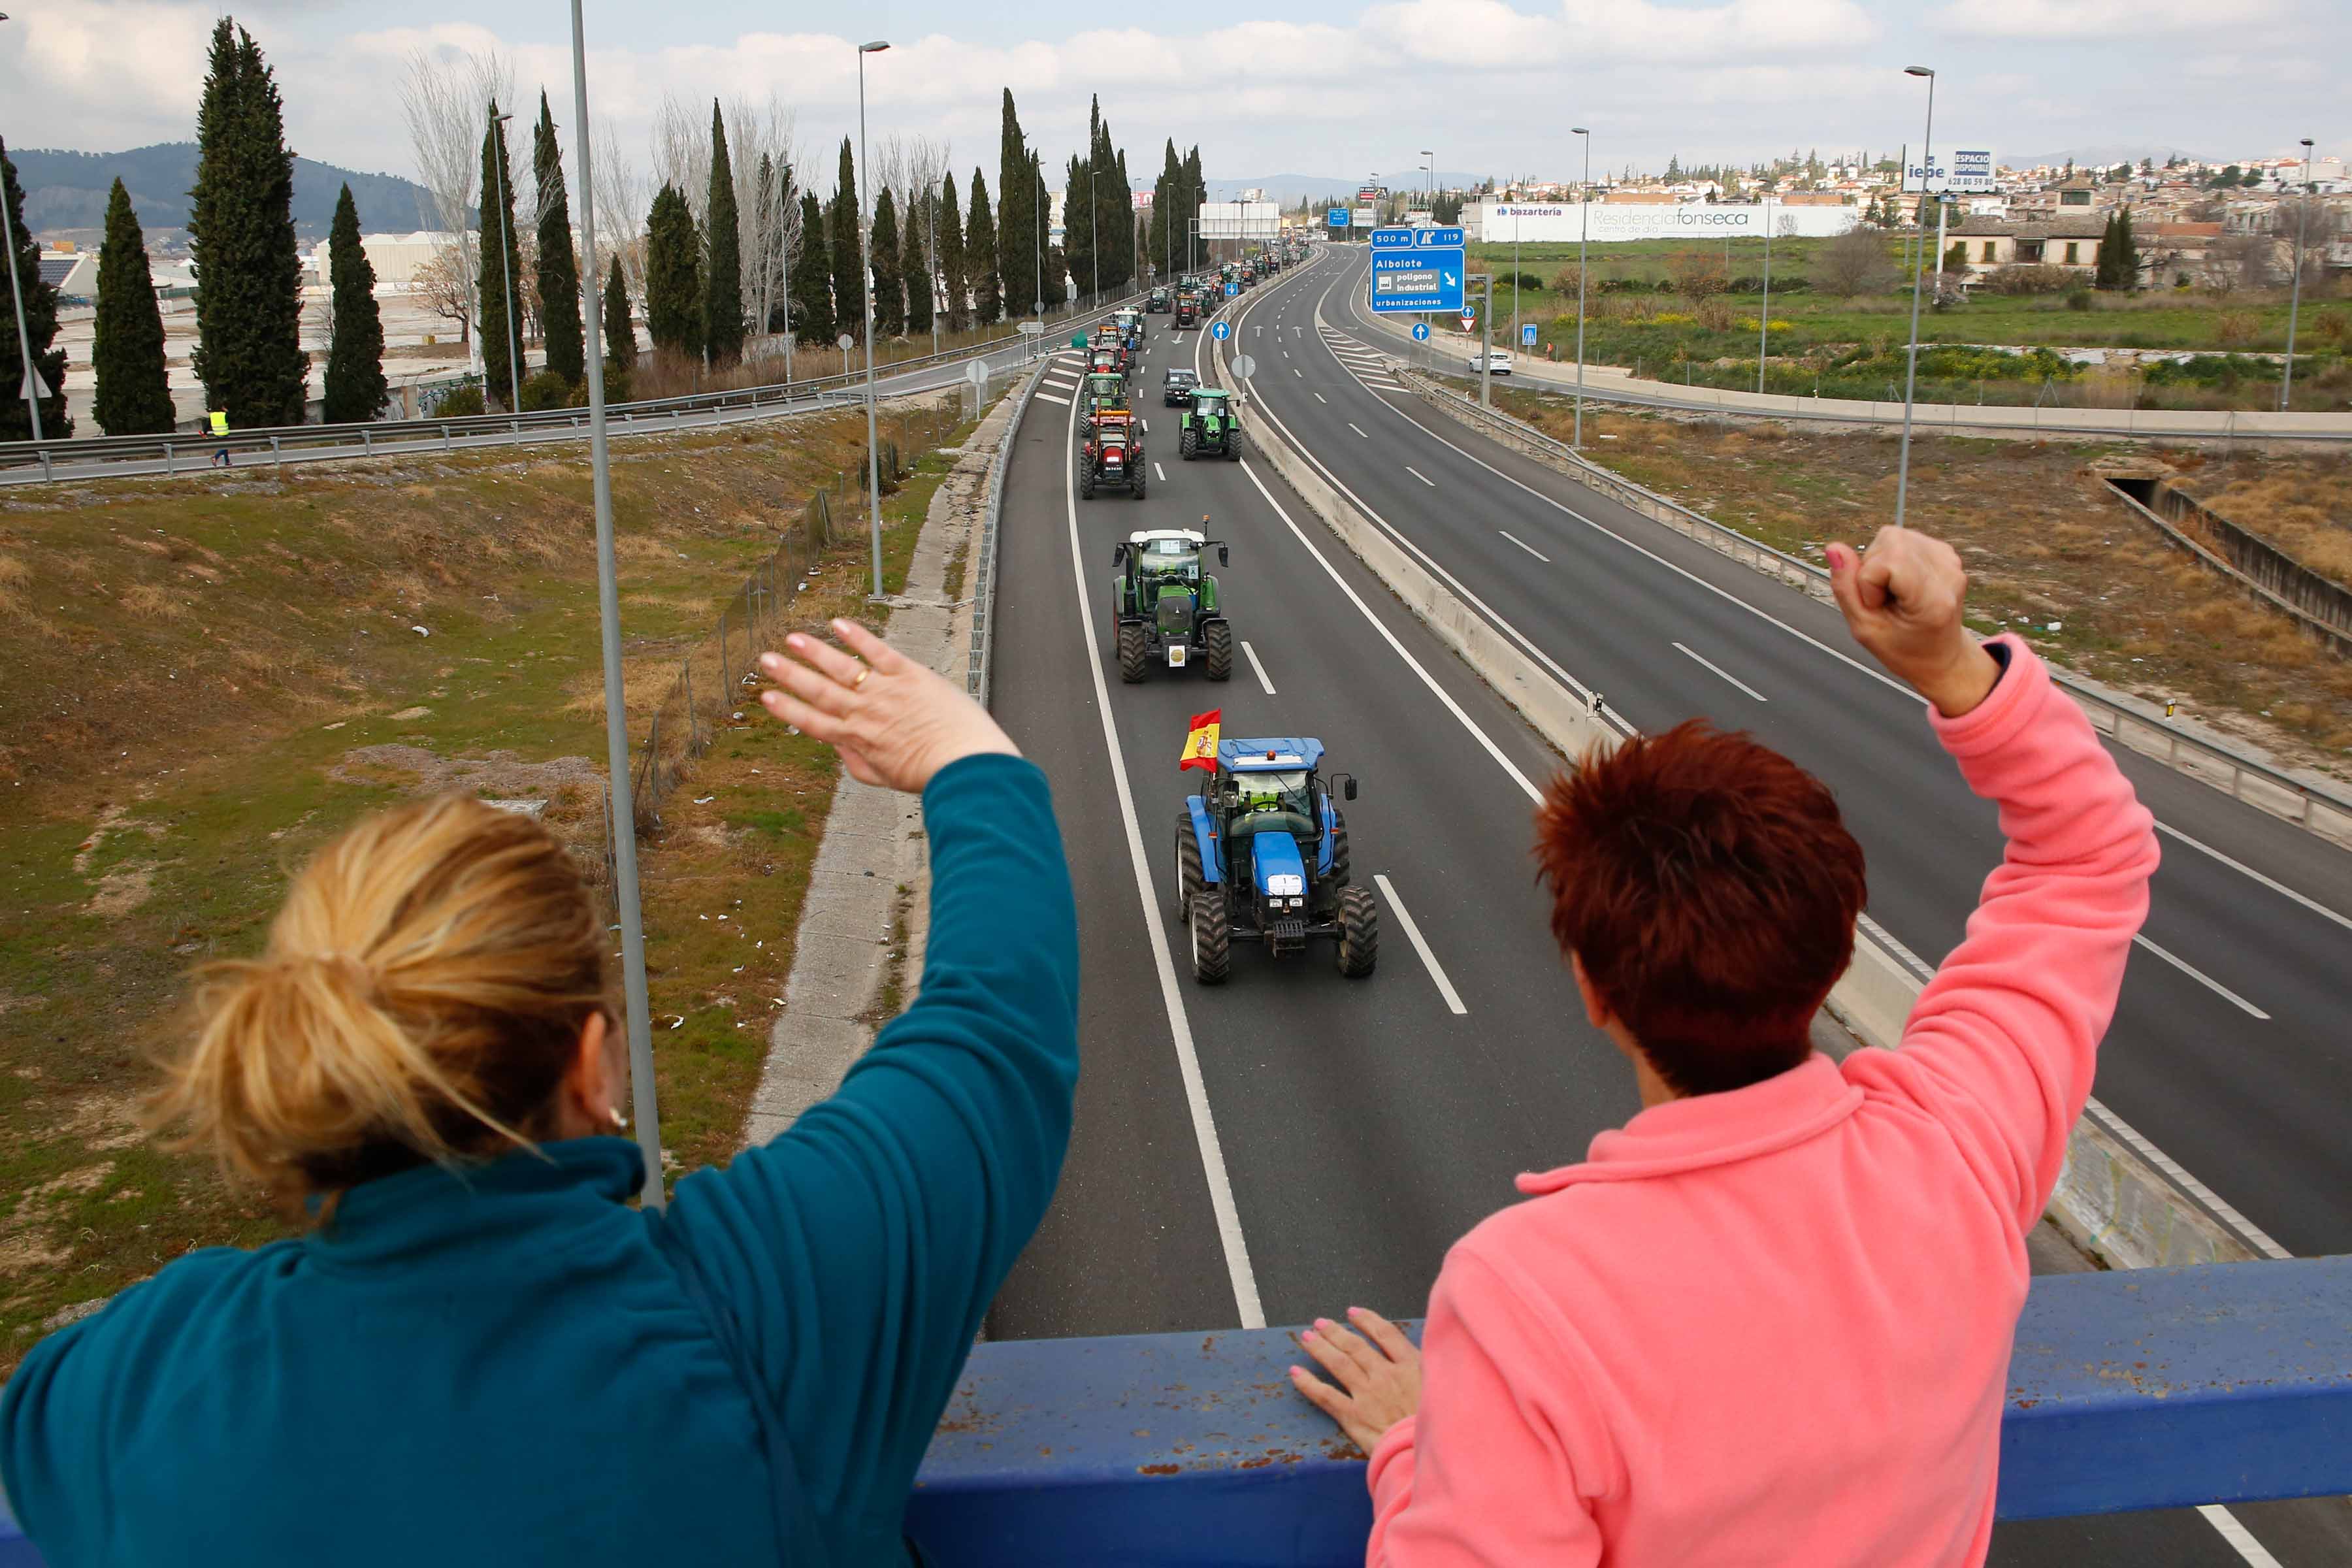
[1495,389,2352,772]
[0,399,962,1364]
[2173,459,2352,582]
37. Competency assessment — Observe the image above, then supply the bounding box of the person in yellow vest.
[208,410,232,468]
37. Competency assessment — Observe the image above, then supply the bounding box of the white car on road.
[1467,350,1514,376]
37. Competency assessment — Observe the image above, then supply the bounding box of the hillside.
[12,143,436,240]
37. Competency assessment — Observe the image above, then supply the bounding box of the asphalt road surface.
[981,251,2352,1565]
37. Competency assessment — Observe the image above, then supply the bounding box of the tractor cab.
[1080,372,1126,421]
[1089,345,1120,376]
[1114,308,1145,345]
[1177,737,1375,982]
[1079,411,1146,500]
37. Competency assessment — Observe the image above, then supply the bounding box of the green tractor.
[1110,526,1233,682]
[1178,387,1243,462]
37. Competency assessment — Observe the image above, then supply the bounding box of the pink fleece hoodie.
[1365,637,2158,1567]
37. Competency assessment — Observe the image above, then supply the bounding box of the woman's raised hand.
[759,618,1019,794]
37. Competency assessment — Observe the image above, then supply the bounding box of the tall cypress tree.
[0,139,68,438]
[321,184,387,423]
[533,93,585,385]
[644,184,702,355]
[1036,154,1066,310]
[92,178,171,434]
[1110,146,1134,290]
[870,188,904,336]
[188,21,302,427]
[1151,140,1183,277]
[476,103,524,405]
[789,189,834,345]
[1063,152,1094,304]
[937,171,969,333]
[967,170,1001,325]
[902,189,934,338]
[996,91,1036,316]
[1182,146,1205,274]
[704,101,743,363]
[828,139,864,344]
[602,263,635,371]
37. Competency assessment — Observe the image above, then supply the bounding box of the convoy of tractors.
[1061,238,1372,985]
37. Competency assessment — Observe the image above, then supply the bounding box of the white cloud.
[1364,0,1876,66]
[1933,0,2281,37]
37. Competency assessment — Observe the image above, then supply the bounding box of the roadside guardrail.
[970,354,1056,705]
[1403,374,2352,845]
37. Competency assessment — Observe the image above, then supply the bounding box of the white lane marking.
[1154,462,1167,482]
[1241,639,1277,696]
[1235,459,1542,803]
[2132,934,2268,1020]
[1499,529,1551,563]
[1293,367,1303,378]
[1314,392,1328,403]
[1140,417,1150,431]
[1406,465,1435,487]
[1034,392,1071,406]
[1347,421,1368,438]
[2154,821,2352,933]
[1053,376,1264,1330]
[1674,640,1769,702]
[2197,1506,2287,1567]
[1375,874,1469,1016]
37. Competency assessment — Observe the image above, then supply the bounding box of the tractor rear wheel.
[1080,466,1095,499]
[1179,428,1198,461]
[1134,466,1147,499]
[1201,619,1233,682]
[1328,811,1350,887]
[1226,436,1241,462]
[1175,809,1204,921]
[1335,885,1378,977]
[1189,892,1232,984]
[1117,623,1149,683]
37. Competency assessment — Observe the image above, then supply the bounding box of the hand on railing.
[1288,1307,1422,1454]
[758,617,1019,794]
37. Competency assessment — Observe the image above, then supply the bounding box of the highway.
[980,250,2352,1564]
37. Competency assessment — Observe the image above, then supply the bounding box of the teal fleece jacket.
[0,754,1077,1568]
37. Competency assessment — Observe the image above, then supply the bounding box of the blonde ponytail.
[148,796,612,1206]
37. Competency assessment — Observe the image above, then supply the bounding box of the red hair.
[1535,721,1866,1096]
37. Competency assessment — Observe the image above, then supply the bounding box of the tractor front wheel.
[1175,809,1204,921]
[1201,619,1233,682]
[1134,467,1147,499]
[1179,429,1198,461]
[1190,892,1232,985]
[1080,467,1095,499]
[1118,623,1149,683]
[1335,885,1378,978]
[1226,436,1241,463]
[1329,811,1351,887]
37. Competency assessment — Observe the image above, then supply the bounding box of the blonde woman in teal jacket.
[1,619,1077,1568]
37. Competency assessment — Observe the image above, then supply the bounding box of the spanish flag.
[1179,710,1221,774]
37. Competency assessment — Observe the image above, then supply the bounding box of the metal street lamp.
[1893,64,1936,531]
[2282,137,2315,411]
[857,40,889,598]
[564,0,664,1206]
[1573,127,1590,448]
[1421,150,1433,213]
[489,108,521,415]
[1033,163,1046,330]
[1,10,46,442]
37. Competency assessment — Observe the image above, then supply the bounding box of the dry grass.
[1497,390,2352,769]
[0,551,27,613]
[2172,456,2352,584]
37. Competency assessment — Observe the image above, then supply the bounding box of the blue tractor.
[1176,738,1377,983]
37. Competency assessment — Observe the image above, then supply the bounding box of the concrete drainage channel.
[1222,271,2269,1277]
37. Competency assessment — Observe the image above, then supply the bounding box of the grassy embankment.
[1484,386,2352,766]
[1460,236,2352,412]
[0,400,968,1364]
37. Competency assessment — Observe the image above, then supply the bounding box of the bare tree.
[879,135,949,336]
[2211,232,2284,293]
[1817,225,1898,297]
[591,122,648,302]
[727,95,800,351]
[400,46,516,371]
[651,93,712,228]
[412,247,475,344]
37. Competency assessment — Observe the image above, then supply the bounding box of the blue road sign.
[1368,222,1465,314]
[1211,321,1230,341]
[1411,321,1431,342]
[1327,208,1348,229]
[1522,323,1539,348]
[1225,282,1239,298]
[1369,250,1465,314]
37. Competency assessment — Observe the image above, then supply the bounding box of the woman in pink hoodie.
[1294,525,2158,1567]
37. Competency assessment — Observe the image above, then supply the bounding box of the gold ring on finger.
[853,666,872,690]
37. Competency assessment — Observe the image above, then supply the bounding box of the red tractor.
[1079,408,1147,500]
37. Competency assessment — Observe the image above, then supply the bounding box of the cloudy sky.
[7,0,2345,190]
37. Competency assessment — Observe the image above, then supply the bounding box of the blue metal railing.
[7,1259,2344,1565]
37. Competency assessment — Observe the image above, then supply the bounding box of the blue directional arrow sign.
[1224,282,1239,298]
[1367,225,1465,314]
[1411,321,1431,342]
[1211,320,1230,341]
